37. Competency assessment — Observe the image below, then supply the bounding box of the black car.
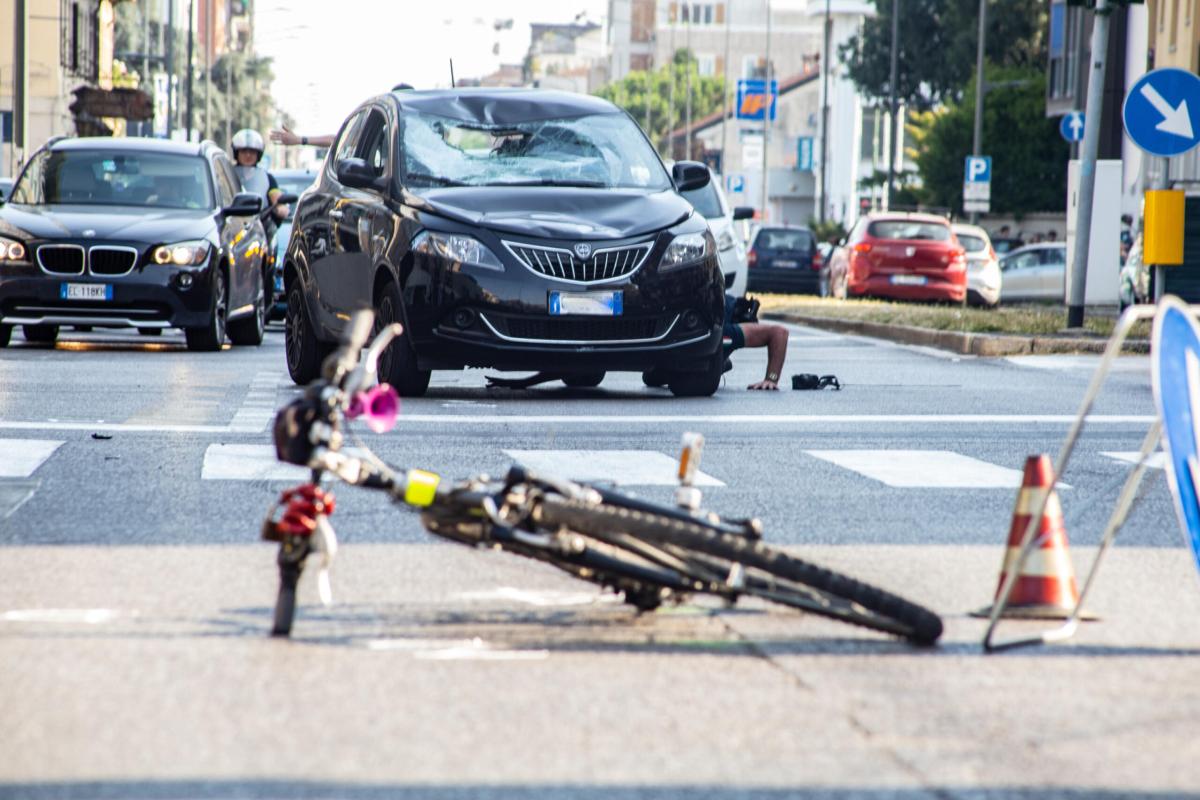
[268,168,316,321]
[746,225,820,294]
[283,88,725,396]
[0,137,278,350]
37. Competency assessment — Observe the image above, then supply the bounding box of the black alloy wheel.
[185,268,227,352]
[375,281,431,398]
[0,324,11,348]
[229,267,266,346]
[562,372,605,388]
[23,324,59,345]
[284,281,321,384]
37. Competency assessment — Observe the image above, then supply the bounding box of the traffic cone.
[972,455,1096,620]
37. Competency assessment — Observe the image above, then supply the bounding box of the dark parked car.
[268,168,315,320]
[283,88,725,396]
[0,137,279,350]
[825,212,966,303]
[746,225,819,293]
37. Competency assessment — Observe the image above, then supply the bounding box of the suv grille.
[503,317,659,341]
[89,247,138,276]
[503,241,652,283]
[37,245,85,275]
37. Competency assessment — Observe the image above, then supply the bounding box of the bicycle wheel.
[535,498,944,646]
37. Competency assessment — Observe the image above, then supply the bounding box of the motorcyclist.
[231,128,289,241]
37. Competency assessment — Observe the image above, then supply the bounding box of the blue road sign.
[1123,68,1200,158]
[726,173,745,193]
[964,156,991,183]
[1152,296,1200,579]
[1059,111,1085,143]
[796,137,813,171]
[736,79,778,122]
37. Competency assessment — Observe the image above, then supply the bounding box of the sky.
[254,0,609,137]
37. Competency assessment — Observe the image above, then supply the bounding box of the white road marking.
[0,439,64,477]
[201,444,309,481]
[364,637,550,661]
[228,372,281,432]
[806,450,1029,488]
[1006,355,1150,372]
[504,449,723,486]
[1102,451,1168,469]
[2,608,124,624]
[455,587,623,607]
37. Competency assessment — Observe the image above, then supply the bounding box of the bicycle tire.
[272,569,298,637]
[535,498,944,646]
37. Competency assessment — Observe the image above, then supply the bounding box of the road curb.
[765,312,1151,357]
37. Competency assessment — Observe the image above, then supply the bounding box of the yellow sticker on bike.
[404,469,441,506]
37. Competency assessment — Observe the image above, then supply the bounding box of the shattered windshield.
[401,111,671,191]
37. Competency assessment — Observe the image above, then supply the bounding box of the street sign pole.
[970,0,987,224]
[1066,0,1111,329]
[1153,155,1170,301]
[760,0,771,222]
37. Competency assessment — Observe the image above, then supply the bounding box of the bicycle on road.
[261,311,944,646]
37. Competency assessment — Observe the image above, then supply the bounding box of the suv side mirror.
[273,192,298,208]
[222,192,264,217]
[337,157,381,190]
[732,206,754,221]
[672,161,710,193]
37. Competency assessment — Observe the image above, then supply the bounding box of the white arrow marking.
[1069,113,1084,138]
[1140,83,1195,140]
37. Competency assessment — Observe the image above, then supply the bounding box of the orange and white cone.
[973,454,1096,620]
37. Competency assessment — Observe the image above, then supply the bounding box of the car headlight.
[152,240,210,266]
[412,231,503,271]
[0,236,27,262]
[659,231,715,270]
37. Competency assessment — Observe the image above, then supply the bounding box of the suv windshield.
[401,111,671,191]
[12,150,213,209]
[868,220,951,241]
[680,180,723,219]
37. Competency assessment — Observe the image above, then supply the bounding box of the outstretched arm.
[741,323,789,390]
[269,126,335,148]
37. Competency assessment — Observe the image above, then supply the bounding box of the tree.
[595,50,725,157]
[912,68,1068,215]
[839,0,1047,109]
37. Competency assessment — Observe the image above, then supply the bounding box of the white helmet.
[231,128,265,161]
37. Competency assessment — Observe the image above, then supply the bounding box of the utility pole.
[685,8,692,161]
[760,0,772,221]
[1066,0,1112,329]
[819,0,831,224]
[885,0,899,209]
[720,2,731,179]
[185,0,194,141]
[666,15,675,158]
[14,0,27,165]
[204,0,211,140]
[166,0,175,138]
[970,0,987,224]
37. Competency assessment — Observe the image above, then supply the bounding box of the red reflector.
[853,243,872,253]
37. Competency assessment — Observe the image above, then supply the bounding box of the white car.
[679,169,752,296]
[952,223,1001,307]
[999,243,1067,303]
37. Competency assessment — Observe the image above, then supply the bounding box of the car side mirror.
[273,192,298,208]
[837,238,846,247]
[222,192,264,217]
[672,161,710,193]
[337,157,382,190]
[732,206,754,221]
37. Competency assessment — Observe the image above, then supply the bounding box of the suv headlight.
[152,240,210,266]
[0,236,28,262]
[659,231,715,270]
[412,231,503,271]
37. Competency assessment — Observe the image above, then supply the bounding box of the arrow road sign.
[1060,111,1085,143]
[1123,68,1200,157]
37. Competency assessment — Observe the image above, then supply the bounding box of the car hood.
[407,187,693,240]
[0,204,216,243]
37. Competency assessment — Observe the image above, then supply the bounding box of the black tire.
[0,324,11,348]
[642,369,669,388]
[185,268,227,352]
[285,280,321,384]
[667,352,722,398]
[536,498,944,646]
[137,327,163,336]
[563,372,605,388]
[376,281,431,397]
[23,324,59,344]
[228,268,267,346]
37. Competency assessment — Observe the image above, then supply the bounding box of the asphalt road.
[1,322,1197,799]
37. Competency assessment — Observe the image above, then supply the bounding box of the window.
[957,233,988,253]
[1003,251,1039,271]
[60,0,98,80]
[355,109,390,178]
[680,179,723,219]
[696,54,716,76]
[12,149,213,209]
[212,155,237,206]
[867,220,950,241]
[329,111,364,178]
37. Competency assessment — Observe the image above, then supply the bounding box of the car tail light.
[853,243,872,253]
[747,249,757,267]
[811,253,823,271]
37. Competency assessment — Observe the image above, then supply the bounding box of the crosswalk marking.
[805,450,1026,488]
[1101,451,1168,469]
[228,372,281,432]
[201,444,308,481]
[0,439,64,478]
[503,449,723,486]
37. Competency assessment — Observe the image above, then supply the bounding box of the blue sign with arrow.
[1123,67,1200,158]
[1059,111,1085,143]
[1152,296,1200,580]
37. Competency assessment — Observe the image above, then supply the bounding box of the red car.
[827,212,967,302]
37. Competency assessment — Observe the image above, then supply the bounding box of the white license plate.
[60,283,113,301]
[772,260,798,268]
[890,274,927,286]
[549,291,623,316]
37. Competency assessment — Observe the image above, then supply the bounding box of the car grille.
[37,245,85,275]
[503,241,652,284]
[501,316,659,341]
[88,247,138,276]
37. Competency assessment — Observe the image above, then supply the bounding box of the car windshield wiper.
[486,179,608,188]
[405,172,467,187]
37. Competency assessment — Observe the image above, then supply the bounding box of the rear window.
[867,220,951,241]
[753,228,814,252]
[957,233,988,253]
